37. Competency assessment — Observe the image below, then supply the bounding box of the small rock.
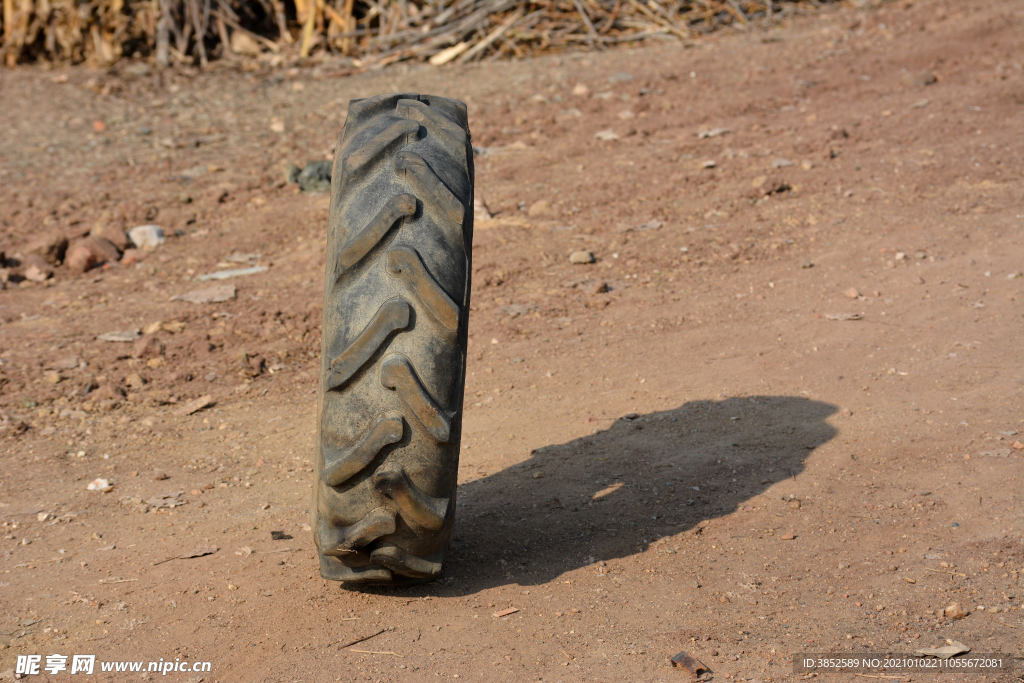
[128,225,165,250]
[91,224,131,251]
[65,243,97,273]
[146,357,165,369]
[801,260,814,269]
[24,263,52,282]
[91,383,125,403]
[780,532,796,540]
[528,200,552,217]
[702,160,717,169]
[37,512,49,522]
[912,276,925,285]
[171,284,237,304]
[196,266,267,282]
[607,72,634,83]
[175,394,214,417]
[297,160,333,193]
[623,412,639,420]
[44,371,62,384]
[120,248,140,266]
[225,252,260,264]
[23,231,69,266]
[243,354,266,378]
[570,251,595,264]
[771,158,794,168]
[125,373,145,390]
[131,335,165,361]
[21,252,55,279]
[533,471,543,479]
[594,129,620,141]
[788,500,801,509]
[153,471,169,481]
[52,355,80,370]
[844,287,860,299]
[572,83,589,96]
[840,408,853,417]
[697,127,731,139]
[180,165,209,180]
[97,329,141,343]
[944,603,968,620]
[901,69,937,87]
[270,530,292,541]
[87,478,113,492]
[591,281,609,294]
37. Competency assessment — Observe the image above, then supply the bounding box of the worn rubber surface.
[313,93,473,585]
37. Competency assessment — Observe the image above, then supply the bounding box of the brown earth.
[1,1,1023,681]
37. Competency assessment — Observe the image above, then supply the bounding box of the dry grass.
[1,0,842,68]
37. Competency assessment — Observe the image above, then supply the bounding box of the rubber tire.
[313,93,473,585]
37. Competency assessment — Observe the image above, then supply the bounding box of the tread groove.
[327,298,412,391]
[379,354,453,442]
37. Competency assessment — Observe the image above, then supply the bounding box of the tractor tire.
[313,93,473,585]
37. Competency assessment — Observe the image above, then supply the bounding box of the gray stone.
[569,250,595,264]
[297,160,333,193]
[97,329,141,343]
[128,224,165,250]
[901,69,937,87]
[171,284,237,304]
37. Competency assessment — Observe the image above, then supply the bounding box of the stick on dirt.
[339,628,387,649]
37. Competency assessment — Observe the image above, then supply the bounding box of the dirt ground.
[1,0,1023,681]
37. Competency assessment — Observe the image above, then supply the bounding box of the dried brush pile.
[1,0,840,68]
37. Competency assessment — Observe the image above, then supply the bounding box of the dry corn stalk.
[1,0,842,68]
